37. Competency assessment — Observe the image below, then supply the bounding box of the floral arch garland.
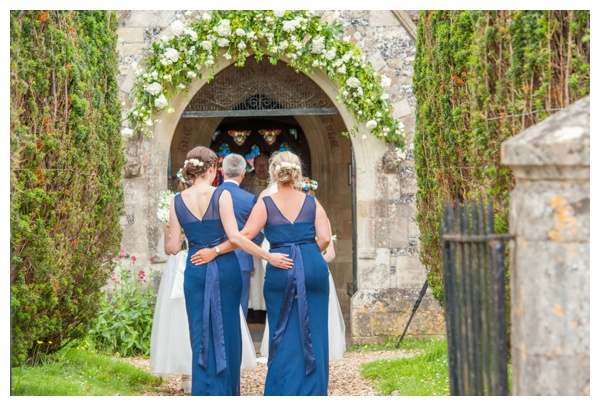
[123,10,407,157]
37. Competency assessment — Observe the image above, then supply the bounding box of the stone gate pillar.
[501,96,590,395]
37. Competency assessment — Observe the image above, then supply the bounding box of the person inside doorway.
[240,152,270,323]
[218,153,265,319]
[241,153,270,196]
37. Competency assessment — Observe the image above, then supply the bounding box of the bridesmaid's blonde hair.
[268,151,303,187]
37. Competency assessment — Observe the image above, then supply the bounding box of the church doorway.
[168,58,355,348]
[209,115,312,179]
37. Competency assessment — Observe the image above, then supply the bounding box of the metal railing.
[441,198,512,395]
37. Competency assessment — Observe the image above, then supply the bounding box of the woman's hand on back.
[190,248,217,265]
[266,252,294,269]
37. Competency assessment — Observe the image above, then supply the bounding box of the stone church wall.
[115,10,445,345]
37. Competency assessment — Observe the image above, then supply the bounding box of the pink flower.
[119,249,125,258]
[131,256,137,262]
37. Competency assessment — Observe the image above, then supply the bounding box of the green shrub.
[413,10,590,305]
[10,10,124,366]
[89,253,156,357]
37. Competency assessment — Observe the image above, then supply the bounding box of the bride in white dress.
[257,179,346,362]
[150,224,193,392]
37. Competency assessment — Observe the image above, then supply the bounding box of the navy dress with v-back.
[174,189,242,396]
[262,194,329,396]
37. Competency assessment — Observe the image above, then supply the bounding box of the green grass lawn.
[11,344,163,396]
[352,337,450,396]
[12,336,509,396]
[354,337,512,396]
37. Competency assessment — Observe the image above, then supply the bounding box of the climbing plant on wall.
[122,10,407,154]
[10,10,124,366]
[413,10,590,304]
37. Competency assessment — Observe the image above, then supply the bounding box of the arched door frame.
[150,53,388,302]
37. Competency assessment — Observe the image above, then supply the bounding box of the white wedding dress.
[150,249,192,376]
[150,241,256,377]
[248,246,267,311]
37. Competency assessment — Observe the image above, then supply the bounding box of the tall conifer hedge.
[10,10,125,366]
[413,10,590,303]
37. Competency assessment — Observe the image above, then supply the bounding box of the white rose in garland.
[124,10,407,152]
[145,82,163,96]
[154,94,169,110]
[346,77,360,88]
[164,48,180,63]
[184,28,198,41]
[324,48,337,61]
[215,19,231,37]
[171,20,185,36]
[200,40,212,51]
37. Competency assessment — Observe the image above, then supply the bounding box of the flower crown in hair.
[177,168,193,185]
[296,179,318,192]
[275,161,300,173]
[185,158,204,167]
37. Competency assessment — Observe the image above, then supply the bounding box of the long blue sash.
[268,238,317,375]
[189,236,228,374]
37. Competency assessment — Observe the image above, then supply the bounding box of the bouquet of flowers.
[156,190,175,224]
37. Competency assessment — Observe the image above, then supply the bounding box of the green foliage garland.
[10,10,125,367]
[413,10,590,304]
[123,10,407,150]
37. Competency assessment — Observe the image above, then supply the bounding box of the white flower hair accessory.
[296,179,318,191]
[184,158,204,167]
[275,161,300,172]
[177,168,193,185]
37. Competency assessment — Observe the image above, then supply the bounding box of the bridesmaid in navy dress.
[165,146,293,396]
[191,150,332,396]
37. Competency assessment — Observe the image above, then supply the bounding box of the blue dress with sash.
[262,194,329,396]
[174,189,242,396]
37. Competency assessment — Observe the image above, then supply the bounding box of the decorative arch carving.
[183,58,338,117]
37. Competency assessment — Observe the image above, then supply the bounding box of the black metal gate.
[441,198,512,395]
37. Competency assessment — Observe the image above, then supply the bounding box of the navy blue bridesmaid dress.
[262,194,329,396]
[174,189,243,396]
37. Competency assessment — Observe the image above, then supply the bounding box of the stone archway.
[117,10,446,346]
[167,59,355,328]
[148,53,418,345]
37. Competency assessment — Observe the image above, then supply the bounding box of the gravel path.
[125,349,413,396]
